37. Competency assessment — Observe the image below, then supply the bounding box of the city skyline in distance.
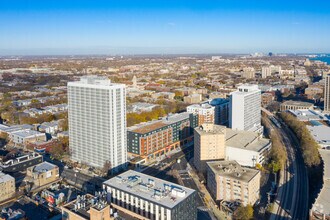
[1,0,330,55]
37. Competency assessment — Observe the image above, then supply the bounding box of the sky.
[0,0,330,55]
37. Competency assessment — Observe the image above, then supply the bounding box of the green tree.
[235,204,254,220]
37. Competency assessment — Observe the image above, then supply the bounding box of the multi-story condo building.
[26,162,59,189]
[211,98,230,125]
[0,172,15,202]
[261,66,272,78]
[68,76,127,170]
[229,85,262,133]
[127,113,198,160]
[324,74,330,112]
[187,103,215,126]
[225,129,272,167]
[103,170,197,220]
[187,98,229,126]
[261,65,281,78]
[280,69,295,79]
[280,100,314,111]
[194,124,226,173]
[242,67,255,79]
[206,160,260,206]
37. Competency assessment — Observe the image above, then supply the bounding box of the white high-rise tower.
[68,76,127,170]
[325,74,330,112]
[229,84,262,132]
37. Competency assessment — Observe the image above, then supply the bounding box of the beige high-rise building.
[194,124,226,173]
[206,160,260,206]
[324,74,330,112]
[242,67,255,79]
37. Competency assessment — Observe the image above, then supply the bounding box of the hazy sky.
[1,0,330,55]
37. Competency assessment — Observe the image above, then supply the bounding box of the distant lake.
[310,55,330,64]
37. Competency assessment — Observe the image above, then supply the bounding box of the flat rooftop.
[0,124,34,134]
[187,103,214,110]
[0,172,14,183]
[128,121,167,134]
[231,84,260,95]
[225,129,271,152]
[63,193,109,219]
[12,129,44,138]
[195,124,226,135]
[307,125,330,145]
[32,161,57,173]
[207,160,260,183]
[103,170,196,209]
[128,112,191,134]
[289,109,327,121]
[68,75,125,89]
[313,150,330,215]
[282,100,314,107]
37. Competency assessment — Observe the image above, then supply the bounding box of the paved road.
[270,116,309,220]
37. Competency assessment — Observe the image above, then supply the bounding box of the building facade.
[127,113,198,159]
[187,98,229,126]
[68,76,127,170]
[187,103,215,126]
[194,124,226,173]
[229,85,262,132]
[261,93,274,107]
[280,100,314,111]
[242,67,255,79]
[325,74,330,112]
[103,170,197,220]
[225,129,272,167]
[26,162,59,188]
[0,172,15,202]
[207,160,260,206]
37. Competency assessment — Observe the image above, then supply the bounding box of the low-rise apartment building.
[183,94,202,104]
[103,170,197,220]
[207,160,260,206]
[11,130,46,147]
[0,172,15,202]
[26,162,59,188]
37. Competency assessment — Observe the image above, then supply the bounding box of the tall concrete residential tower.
[229,84,262,132]
[68,76,127,170]
[325,74,330,112]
